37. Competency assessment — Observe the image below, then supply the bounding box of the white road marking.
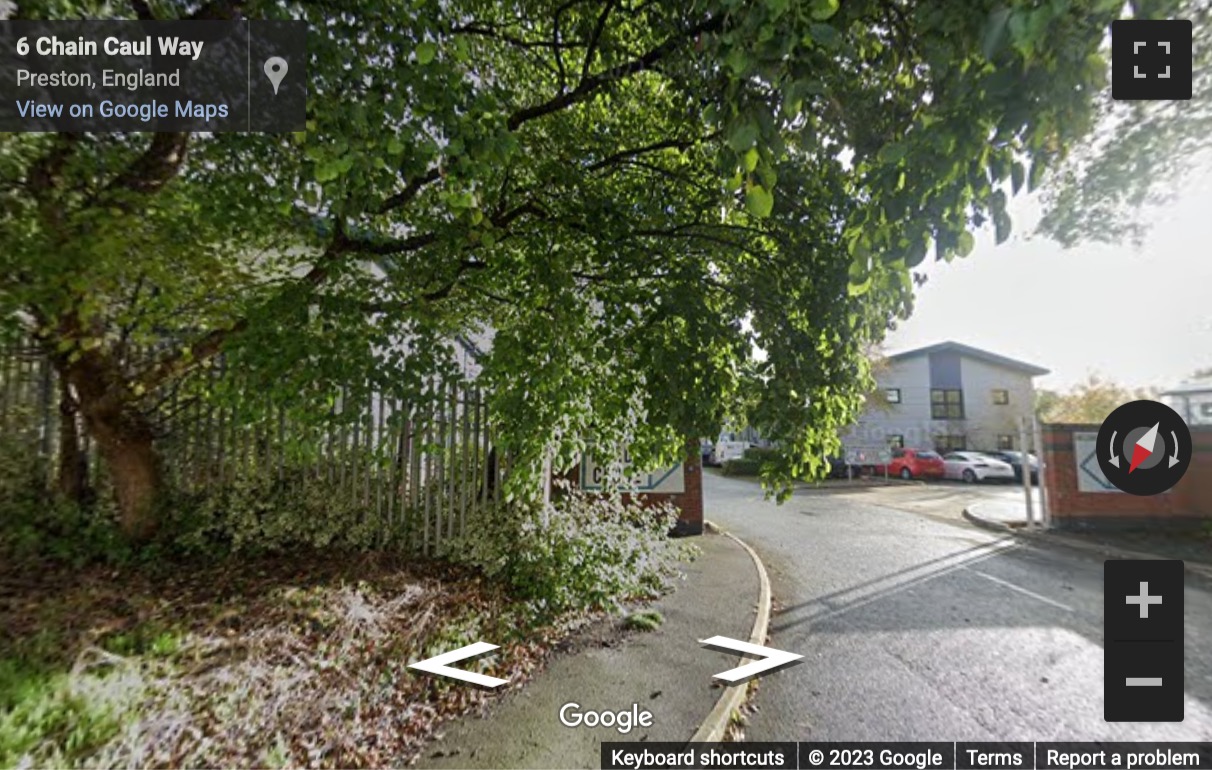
[971,570,1075,612]
[800,539,1020,624]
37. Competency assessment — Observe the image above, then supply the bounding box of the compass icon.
[1096,400,1192,496]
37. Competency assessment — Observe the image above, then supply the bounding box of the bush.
[742,446,780,463]
[0,453,390,564]
[721,457,761,477]
[169,467,385,556]
[447,484,684,618]
[0,433,136,566]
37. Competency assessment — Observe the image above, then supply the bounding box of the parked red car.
[880,448,945,480]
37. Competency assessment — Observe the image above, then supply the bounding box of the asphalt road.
[704,472,1212,741]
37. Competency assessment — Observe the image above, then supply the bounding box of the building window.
[936,435,967,452]
[992,389,1010,405]
[997,434,1015,450]
[884,388,901,404]
[887,434,904,449]
[931,389,965,419]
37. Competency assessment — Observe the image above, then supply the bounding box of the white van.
[710,437,749,465]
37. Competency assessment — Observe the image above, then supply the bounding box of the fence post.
[410,400,423,553]
[36,354,55,481]
[1032,415,1049,528]
[1019,416,1035,527]
[460,383,471,538]
[423,383,434,556]
[446,379,458,542]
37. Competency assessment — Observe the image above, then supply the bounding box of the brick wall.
[630,448,703,536]
[1042,424,1212,531]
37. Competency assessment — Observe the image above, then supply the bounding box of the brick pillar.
[671,438,704,537]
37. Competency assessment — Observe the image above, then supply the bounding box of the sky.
[883,164,1212,393]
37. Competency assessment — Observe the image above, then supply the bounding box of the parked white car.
[710,440,749,465]
[941,451,1016,483]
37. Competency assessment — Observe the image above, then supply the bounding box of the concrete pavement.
[415,529,760,769]
[704,471,1212,741]
[965,497,1212,578]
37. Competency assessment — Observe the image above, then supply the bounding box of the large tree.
[1036,374,1158,424]
[2,0,1128,539]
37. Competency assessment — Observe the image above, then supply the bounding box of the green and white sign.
[1074,431,1118,493]
[580,452,685,493]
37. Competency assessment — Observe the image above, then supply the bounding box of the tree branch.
[448,22,575,51]
[133,13,718,389]
[105,133,190,195]
[581,0,616,84]
[378,14,720,218]
[553,3,569,92]
[378,168,442,214]
[506,13,723,131]
[129,0,155,20]
[134,228,352,392]
[349,231,439,256]
[26,133,81,199]
[586,137,699,171]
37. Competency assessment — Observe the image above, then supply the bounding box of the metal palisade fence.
[0,333,505,554]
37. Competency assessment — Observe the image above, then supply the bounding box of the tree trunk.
[64,362,164,543]
[88,406,162,542]
[55,378,91,504]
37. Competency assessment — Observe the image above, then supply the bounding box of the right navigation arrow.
[700,635,803,685]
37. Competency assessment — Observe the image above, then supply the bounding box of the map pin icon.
[264,56,288,95]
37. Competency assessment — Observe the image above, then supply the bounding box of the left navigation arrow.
[408,641,509,688]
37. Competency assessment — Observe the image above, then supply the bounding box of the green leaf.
[745,184,775,218]
[878,140,908,165]
[956,230,975,257]
[416,42,437,65]
[725,47,750,77]
[991,188,1008,214]
[727,120,759,152]
[314,159,343,182]
[1028,157,1048,191]
[990,154,1008,182]
[809,0,840,21]
[994,211,1012,244]
[765,0,791,18]
[982,7,1012,59]
[756,163,778,190]
[1010,162,1025,194]
[743,147,760,172]
[848,234,870,260]
[808,23,840,48]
